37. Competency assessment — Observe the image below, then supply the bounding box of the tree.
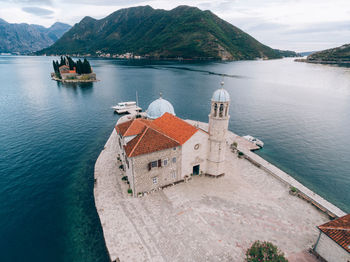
[82,58,92,74]
[76,59,83,74]
[245,241,288,262]
[67,56,76,70]
[59,56,66,67]
[52,61,58,73]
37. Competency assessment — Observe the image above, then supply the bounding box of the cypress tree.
[52,61,56,73]
[76,59,82,74]
[86,60,92,73]
[60,56,65,67]
[82,59,91,74]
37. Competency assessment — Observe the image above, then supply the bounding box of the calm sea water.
[0,56,349,261]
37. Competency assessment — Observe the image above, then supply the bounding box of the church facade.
[114,84,230,196]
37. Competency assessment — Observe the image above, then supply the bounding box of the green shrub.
[122,176,128,181]
[119,164,124,170]
[246,241,288,262]
[290,186,298,193]
[127,188,132,194]
[233,142,238,148]
[238,151,244,157]
[79,74,91,80]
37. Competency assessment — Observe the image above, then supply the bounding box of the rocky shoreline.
[51,76,99,83]
[295,58,350,66]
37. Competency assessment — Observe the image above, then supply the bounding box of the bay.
[0,56,349,261]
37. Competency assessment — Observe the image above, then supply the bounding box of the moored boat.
[111,101,142,114]
[242,135,264,148]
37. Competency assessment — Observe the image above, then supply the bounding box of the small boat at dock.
[111,101,142,114]
[242,135,264,148]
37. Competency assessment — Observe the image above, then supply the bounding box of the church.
[114,83,230,196]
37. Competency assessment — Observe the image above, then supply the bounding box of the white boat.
[111,101,142,114]
[242,135,264,148]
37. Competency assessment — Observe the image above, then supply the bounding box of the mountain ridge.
[306,44,350,64]
[38,5,296,60]
[0,20,71,53]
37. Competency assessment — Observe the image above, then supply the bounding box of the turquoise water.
[0,56,349,261]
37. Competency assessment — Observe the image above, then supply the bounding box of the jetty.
[94,120,346,262]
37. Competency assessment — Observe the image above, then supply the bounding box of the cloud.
[59,0,148,6]
[0,0,52,5]
[22,7,54,16]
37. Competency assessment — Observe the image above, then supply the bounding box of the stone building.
[314,214,350,262]
[114,83,231,196]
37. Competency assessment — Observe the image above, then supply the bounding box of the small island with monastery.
[94,82,349,262]
[51,56,97,82]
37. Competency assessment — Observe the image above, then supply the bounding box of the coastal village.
[94,83,350,262]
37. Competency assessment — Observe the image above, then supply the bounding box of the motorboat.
[242,135,264,148]
[111,101,142,114]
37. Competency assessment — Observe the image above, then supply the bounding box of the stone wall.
[130,146,182,195]
[314,232,350,262]
[181,130,209,177]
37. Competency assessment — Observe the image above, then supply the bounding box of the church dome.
[146,96,175,119]
[212,82,230,102]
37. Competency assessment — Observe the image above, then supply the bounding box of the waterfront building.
[314,214,350,262]
[114,83,230,196]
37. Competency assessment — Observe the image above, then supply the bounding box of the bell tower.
[207,82,230,177]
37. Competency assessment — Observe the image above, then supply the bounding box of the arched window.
[214,103,218,117]
[225,104,228,116]
[219,104,224,117]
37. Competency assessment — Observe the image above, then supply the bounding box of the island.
[94,84,348,262]
[51,56,97,82]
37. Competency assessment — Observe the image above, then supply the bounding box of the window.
[214,103,218,117]
[163,159,168,166]
[172,157,176,163]
[173,147,176,150]
[171,171,176,179]
[219,103,224,117]
[126,158,129,169]
[152,177,158,184]
[148,159,162,171]
[194,144,200,150]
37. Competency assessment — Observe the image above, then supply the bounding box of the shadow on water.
[56,81,94,96]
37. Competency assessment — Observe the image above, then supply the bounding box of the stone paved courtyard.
[94,130,329,261]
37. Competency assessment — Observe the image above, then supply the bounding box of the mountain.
[38,5,296,60]
[299,51,315,57]
[306,44,350,64]
[0,20,71,54]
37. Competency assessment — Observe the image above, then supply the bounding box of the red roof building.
[114,85,231,196]
[115,113,200,157]
[314,214,350,262]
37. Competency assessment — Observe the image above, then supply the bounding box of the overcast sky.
[0,0,349,52]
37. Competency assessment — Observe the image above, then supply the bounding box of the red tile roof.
[124,126,179,157]
[152,112,198,144]
[115,113,200,157]
[115,119,152,137]
[318,214,350,253]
